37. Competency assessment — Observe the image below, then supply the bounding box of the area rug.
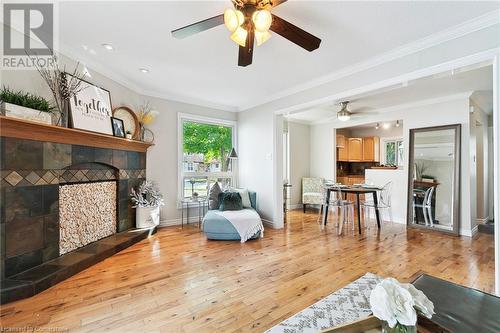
[265,273,382,333]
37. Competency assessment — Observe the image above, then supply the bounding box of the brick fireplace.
[0,116,153,303]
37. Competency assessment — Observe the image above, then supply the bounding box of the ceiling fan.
[336,101,377,121]
[171,0,322,67]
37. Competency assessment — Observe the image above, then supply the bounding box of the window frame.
[177,113,237,203]
[381,137,404,167]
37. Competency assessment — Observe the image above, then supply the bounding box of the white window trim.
[177,113,237,206]
[381,137,404,167]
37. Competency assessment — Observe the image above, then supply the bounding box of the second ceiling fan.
[171,0,322,67]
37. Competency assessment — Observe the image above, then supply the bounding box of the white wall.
[237,108,276,225]
[288,121,311,206]
[310,95,474,236]
[310,123,335,180]
[488,123,495,219]
[469,101,491,224]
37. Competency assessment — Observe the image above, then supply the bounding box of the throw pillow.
[232,188,252,208]
[218,192,243,211]
[209,182,222,210]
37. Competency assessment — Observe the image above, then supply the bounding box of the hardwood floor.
[1,210,494,332]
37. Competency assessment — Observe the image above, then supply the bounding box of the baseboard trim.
[262,219,275,228]
[460,224,479,237]
[159,216,201,227]
[476,217,490,225]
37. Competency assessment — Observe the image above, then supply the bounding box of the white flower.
[370,278,417,328]
[403,283,435,319]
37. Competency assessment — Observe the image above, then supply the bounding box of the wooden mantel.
[0,116,153,152]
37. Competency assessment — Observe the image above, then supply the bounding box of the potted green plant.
[0,86,54,124]
[125,130,133,139]
[130,181,164,228]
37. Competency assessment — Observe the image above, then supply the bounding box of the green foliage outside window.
[183,121,232,166]
[386,142,396,165]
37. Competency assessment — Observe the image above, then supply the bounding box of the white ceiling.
[57,1,500,111]
[286,64,493,123]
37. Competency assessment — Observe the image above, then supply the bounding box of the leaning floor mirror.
[407,124,461,234]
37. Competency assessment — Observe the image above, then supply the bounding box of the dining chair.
[360,181,393,228]
[413,186,435,226]
[318,185,354,234]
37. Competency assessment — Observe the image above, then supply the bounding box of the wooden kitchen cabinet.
[347,138,363,161]
[362,137,380,162]
[337,176,348,185]
[338,144,349,161]
[336,134,346,148]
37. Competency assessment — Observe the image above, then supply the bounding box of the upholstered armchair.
[302,177,324,212]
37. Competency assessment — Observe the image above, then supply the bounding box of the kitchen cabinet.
[337,176,348,185]
[347,138,363,161]
[336,134,346,148]
[338,143,349,162]
[362,137,380,162]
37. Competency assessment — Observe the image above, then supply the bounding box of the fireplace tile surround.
[0,136,147,293]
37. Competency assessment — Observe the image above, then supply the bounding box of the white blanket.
[214,209,264,243]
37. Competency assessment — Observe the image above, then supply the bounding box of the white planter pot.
[0,101,52,125]
[136,206,160,228]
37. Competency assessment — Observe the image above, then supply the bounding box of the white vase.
[136,206,160,228]
[0,102,52,125]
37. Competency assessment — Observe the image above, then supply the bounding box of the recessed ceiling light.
[101,43,114,51]
[382,123,391,130]
[139,68,150,73]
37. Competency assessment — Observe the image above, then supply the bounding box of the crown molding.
[239,8,500,111]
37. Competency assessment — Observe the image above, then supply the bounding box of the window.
[178,114,236,199]
[383,139,404,167]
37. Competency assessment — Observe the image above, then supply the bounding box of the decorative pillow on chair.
[218,192,243,211]
[209,182,222,210]
[231,188,252,208]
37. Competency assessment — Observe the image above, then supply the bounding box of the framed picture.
[111,117,126,138]
[67,73,113,135]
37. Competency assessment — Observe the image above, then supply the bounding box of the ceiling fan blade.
[270,14,321,52]
[256,0,287,10]
[172,14,224,39]
[352,107,377,113]
[238,29,255,67]
[271,0,288,7]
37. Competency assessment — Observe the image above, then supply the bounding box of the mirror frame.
[407,124,461,235]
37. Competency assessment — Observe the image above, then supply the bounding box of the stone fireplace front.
[0,122,152,303]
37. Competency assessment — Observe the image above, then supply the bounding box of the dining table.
[323,185,382,234]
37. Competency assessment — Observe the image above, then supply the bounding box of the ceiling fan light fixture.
[255,30,271,46]
[224,9,244,32]
[252,10,273,32]
[337,110,351,121]
[230,26,248,47]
